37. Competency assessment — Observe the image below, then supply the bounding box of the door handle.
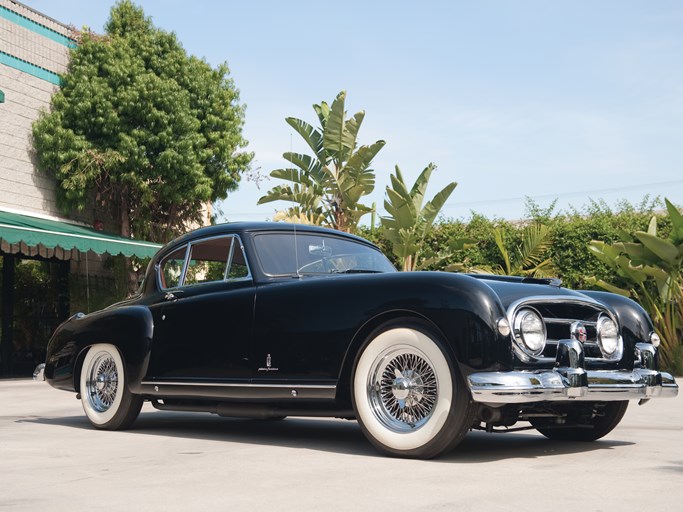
[164,292,178,301]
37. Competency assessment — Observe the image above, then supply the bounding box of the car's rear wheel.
[352,325,474,459]
[80,343,143,430]
[530,401,629,441]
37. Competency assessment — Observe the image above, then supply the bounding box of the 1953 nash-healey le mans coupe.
[38,222,678,458]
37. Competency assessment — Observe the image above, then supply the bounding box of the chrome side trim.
[138,381,337,401]
[467,369,678,403]
[141,381,336,389]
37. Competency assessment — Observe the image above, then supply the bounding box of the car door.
[249,232,369,384]
[146,235,254,381]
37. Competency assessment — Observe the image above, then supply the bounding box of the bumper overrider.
[467,340,679,403]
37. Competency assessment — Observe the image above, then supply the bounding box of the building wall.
[0,0,73,218]
[0,1,213,231]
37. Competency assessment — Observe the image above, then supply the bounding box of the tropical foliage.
[588,199,683,372]
[258,91,385,233]
[467,223,557,277]
[380,163,458,271]
[32,1,252,242]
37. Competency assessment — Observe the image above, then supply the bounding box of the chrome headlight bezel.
[512,307,547,357]
[597,314,623,360]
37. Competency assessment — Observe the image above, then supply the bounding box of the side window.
[159,246,187,289]
[157,236,250,289]
[227,241,249,279]
[184,237,233,286]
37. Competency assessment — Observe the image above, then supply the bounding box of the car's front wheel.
[352,325,474,459]
[530,401,629,441]
[79,343,143,430]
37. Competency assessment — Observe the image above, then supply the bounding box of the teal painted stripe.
[0,51,61,85]
[0,5,76,48]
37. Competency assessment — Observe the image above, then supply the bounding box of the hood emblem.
[570,321,588,343]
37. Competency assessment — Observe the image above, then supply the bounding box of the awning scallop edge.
[0,210,161,260]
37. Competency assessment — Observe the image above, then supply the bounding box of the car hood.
[470,275,593,310]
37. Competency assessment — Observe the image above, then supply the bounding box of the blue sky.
[26,0,683,222]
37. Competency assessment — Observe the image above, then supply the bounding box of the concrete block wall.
[0,0,73,218]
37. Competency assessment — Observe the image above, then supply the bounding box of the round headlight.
[597,316,620,357]
[514,308,546,356]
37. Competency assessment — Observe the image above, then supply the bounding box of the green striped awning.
[0,210,161,259]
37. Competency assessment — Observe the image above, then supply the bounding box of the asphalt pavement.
[1,379,681,511]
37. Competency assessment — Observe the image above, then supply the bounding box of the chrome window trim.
[226,236,252,280]
[223,237,236,281]
[156,234,252,291]
[156,243,191,291]
[178,243,192,287]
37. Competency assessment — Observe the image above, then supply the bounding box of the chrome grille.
[507,296,618,362]
[542,318,604,358]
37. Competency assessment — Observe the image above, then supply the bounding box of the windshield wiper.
[331,269,383,274]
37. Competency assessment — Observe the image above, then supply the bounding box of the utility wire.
[443,179,683,208]
[222,179,683,217]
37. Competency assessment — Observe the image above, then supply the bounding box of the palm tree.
[381,163,457,271]
[469,223,557,277]
[588,198,683,370]
[258,91,385,233]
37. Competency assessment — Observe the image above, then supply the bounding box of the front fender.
[337,273,511,393]
[44,305,153,393]
[580,290,655,369]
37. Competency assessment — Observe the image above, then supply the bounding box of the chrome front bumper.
[467,340,679,404]
[468,368,678,403]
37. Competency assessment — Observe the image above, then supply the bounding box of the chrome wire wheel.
[368,346,439,432]
[352,326,472,458]
[85,352,119,413]
[79,343,143,430]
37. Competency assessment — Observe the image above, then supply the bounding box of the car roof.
[157,222,374,259]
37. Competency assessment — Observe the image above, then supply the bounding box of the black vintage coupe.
[39,222,678,458]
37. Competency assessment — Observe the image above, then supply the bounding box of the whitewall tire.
[352,325,473,458]
[79,343,143,430]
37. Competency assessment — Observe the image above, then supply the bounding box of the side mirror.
[309,244,332,256]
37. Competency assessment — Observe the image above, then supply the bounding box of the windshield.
[254,232,396,276]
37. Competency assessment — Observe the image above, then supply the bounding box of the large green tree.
[32,1,252,242]
[258,91,384,233]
